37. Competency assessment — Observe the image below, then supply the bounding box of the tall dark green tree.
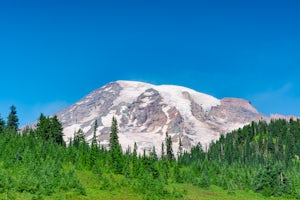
[178,136,183,158]
[36,114,64,145]
[0,114,5,133]
[90,120,99,168]
[109,116,123,173]
[92,120,98,147]
[36,113,49,139]
[166,132,174,161]
[109,116,120,151]
[73,129,85,148]
[50,115,64,145]
[161,142,165,159]
[7,105,19,131]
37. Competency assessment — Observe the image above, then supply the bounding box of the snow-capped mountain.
[56,80,265,154]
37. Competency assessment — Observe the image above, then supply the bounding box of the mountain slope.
[56,80,265,154]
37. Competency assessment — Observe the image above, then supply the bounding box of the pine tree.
[133,142,138,158]
[36,114,64,145]
[109,117,120,151]
[0,114,5,133]
[150,146,158,161]
[199,168,211,188]
[253,161,290,196]
[178,136,183,158]
[50,115,64,145]
[132,142,139,177]
[73,129,85,148]
[36,113,50,140]
[166,132,174,161]
[109,117,123,173]
[161,142,165,159]
[7,105,19,131]
[90,120,99,169]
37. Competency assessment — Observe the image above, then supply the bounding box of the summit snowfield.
[56,80,265,154]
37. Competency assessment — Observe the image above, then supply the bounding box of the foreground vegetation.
[0,106,300,199]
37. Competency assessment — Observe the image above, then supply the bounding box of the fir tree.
[165,132,174,161]
[133,142,138,158]
[132,142,139,177]
[90,120,99,169]
[7,105,19,131]
[36,114,64,145]
[50,115,64,145]
[199,168,211,188]
[178,136,183,158]
[36,113,50,140]
[73,129,85,148]
[161,142,165,159]
[150,146,158,161]
[109,117,123,173]
[0,114,5,133]
[253,161,290,196]
[109,116,120,151]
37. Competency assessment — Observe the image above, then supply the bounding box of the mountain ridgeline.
[56,80,265,155]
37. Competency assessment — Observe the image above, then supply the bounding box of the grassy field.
[1,170,295,200]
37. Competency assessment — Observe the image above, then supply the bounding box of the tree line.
[0,106,300,199]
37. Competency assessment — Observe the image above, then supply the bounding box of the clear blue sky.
[0,0,299,126]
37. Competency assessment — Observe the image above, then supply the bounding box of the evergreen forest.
[0,106,300,199]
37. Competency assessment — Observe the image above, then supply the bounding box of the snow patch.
[116,80,220,118]
[64,124,81,139]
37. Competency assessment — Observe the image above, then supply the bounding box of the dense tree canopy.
[0,105,300,199]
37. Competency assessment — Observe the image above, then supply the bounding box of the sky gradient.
[0,0,299,126]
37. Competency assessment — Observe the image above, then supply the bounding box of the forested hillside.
[0,106,300,199]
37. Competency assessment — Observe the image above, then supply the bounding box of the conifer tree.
[133,142,138,158]
[7,105,19,131]
[0,114,5,133]
[199,168,211,188]
[36,113,49,140]
[109,117,120,151]
[36,114,64,145]
[92,120,98,146]
[161,142,165,159]
[90,120,99,169]
[109,117,123,173]
[132,142,139,177]
[178,136,183,158]
[150,146,158,161]
[166,132,174,161]
[50,115,64,145]
[73,129,85,148]
[253,161,290,196]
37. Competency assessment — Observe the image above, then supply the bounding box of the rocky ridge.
[56,80,265,155]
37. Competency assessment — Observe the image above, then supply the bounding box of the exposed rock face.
[55,80,265,155]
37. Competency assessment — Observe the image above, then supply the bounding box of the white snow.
[118,131,165,155]
[161,106,171,134]
[114,81,153,105]
[59,80,256,153]
[116,80,220,115]
[101,111,117,127]
[63,124,81,139]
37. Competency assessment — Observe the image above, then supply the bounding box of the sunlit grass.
[4,170,296,200]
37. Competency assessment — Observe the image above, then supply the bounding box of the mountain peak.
[55,80,264,155]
